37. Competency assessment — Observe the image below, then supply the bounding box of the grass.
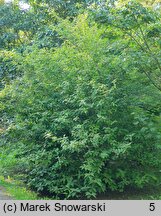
[0,176,42,200]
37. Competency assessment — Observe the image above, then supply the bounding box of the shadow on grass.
[97,186,161,200]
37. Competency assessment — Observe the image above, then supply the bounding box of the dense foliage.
[0,0,161,199]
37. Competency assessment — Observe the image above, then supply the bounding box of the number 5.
[149,203,155,211]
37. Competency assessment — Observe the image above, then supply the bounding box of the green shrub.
[1,12,161,199]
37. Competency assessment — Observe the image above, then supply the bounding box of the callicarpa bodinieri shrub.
[1,10,161,199]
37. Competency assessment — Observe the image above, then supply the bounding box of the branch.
[133,14,161,72]
[140,66,161,91]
